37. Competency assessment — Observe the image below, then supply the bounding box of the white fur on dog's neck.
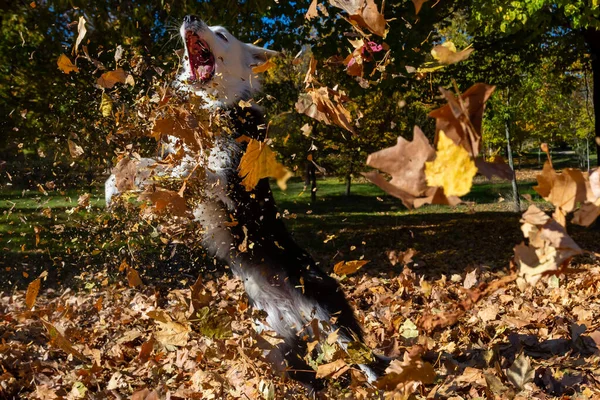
[177,20,277,107]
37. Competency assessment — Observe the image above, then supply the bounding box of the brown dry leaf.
[333,260,369,275]
[387,248,417,266]
[73,16,87,55]
[419,309,463,333]
[515,205,583,285]
[306,0,319,20]
[329,0,386,37]
[154,320,191,347]
[316,359,349,379]
[77,193,90,208]
[238,139,292,191]
[534,161,591,214]
[41,319,89,362]
[139,188,190,218]
[252,59,276,74]
[431,42,474,65]
[428,83,496,157]
[113,158,139,192]
[127,267,143,288]
[475,156,513,180]
[349,0,386,37]
[131,389,160,400]
[376,356,435,391]
[304,56,318,86]
[573,200,600,227]
[364,126,435,207]
[151,112,203,151]
[25,278,41,310]
[296,86,355,134]
[412,0,429,14]
[589,168,600,199]
[97,68,128,89]
[68,139,84,159]
[57,54,79,74]
[138,337,155,362]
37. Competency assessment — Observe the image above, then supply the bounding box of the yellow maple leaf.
[425,130,476,197]
[238,139,292,191]
[57,54,79,74]
[252,59,276,74]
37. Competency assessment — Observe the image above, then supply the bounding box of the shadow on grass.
[2,179,599,292]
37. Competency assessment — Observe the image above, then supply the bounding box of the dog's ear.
[246,44,279,64]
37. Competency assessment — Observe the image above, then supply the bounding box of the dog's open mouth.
[185,31,215,83]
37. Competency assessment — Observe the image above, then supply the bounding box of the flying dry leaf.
[25,278,41,310]
[425,130,477,197]
[316,359,349,379]
[306,0,319,20]
[534,161,591,214]
[475,156,513,180]
[77,193,90,208]
[343,39,384,77]
[431,42,474,65]
[97,68,128,89]
[151,112,203,151]
[238,139,292,191]
[573,200,600,227]
[412,0,429,14]
[113,158,139,192]
[73,16,87,55]
[57,54,79,74]
[330,0,386,37]
[296,86,355,133]
[68,139,84,159]
[428,83,496,157]
[333,260,369,275]
[139,188,190,218]
[41,319,89,362]
[100,92,112,117]
[127,267,143,287]
[366,126,435,198]
[515,205,583,285]
[252,59,276,73]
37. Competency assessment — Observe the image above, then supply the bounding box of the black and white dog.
[107,15,387,387]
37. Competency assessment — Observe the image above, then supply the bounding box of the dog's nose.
[184,15,199,24]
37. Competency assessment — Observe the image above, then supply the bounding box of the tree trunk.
[345,173,352,196]
[305,159,317,204]
[584,28,600,166]
[505,89,521,212]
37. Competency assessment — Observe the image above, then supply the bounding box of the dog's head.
[177,15,278,107]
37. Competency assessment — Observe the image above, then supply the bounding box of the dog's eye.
[216,32,228,42]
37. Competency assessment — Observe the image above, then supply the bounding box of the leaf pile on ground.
[2,258,600,399]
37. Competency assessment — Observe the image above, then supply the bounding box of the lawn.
[1,174,597,291]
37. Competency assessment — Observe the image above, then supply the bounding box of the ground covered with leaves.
[1,179,600,399]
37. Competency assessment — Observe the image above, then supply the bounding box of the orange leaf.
[252,59,275,73]
[25,278,41,310]
[238,139,292,191]
[57,54,79,74]
[97,68,128,89]
[333,260,369,275]
[127,267,143,288]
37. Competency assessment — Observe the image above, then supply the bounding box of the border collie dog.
[107,15,387,387]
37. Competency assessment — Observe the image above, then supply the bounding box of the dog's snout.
[184,15,199,24]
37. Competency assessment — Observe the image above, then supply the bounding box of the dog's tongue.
[186,33,214,81]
